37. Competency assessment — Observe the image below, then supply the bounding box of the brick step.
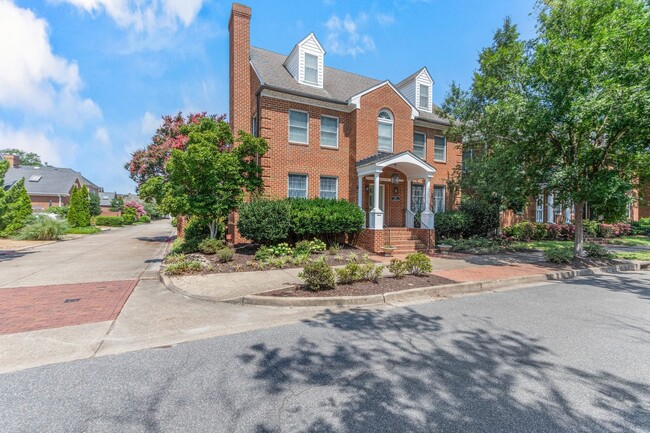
[388,234,420,241]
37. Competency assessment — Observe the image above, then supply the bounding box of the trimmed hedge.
[502,221,631,241]
[237,198,364,245]
[434,211,469,240]
[95,216,124,227]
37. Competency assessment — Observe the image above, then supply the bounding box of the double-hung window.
[434,135,446,162]
[304,53,318,85]
[433,186,445,213]
[413,132,426,159]
[378,109,393,152]
[288,174,308,198]
[320,176,338,199]
[289,110,308,144]
[320,116,338,148]
[419,84,429,110]
[411,184,425,212]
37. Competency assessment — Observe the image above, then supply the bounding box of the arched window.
[378,109,393,152]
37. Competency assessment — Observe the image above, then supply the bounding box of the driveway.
[0,271,648,432]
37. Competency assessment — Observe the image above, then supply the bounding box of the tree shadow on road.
[0,250,35,263]
[239,307,649,433]
[560,272,650,301]
[136,236,171,243]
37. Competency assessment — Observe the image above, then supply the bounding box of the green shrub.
[216,247,234,263]
[435,211,469,240]
[631,218,650,235]
[47,206,69,217]
[171,217,178,227]
[269,242,293,257]
[289,198,365,244]
[65,226,101,234]
[583,220,599,237]
[298,259,336,291]
[17,216,67,240]
[329,243,342,255]
[361,263,384,283]
[169,238,195,254]
[544,246,574,264]
[292,253,311,266]
[95,216,124,227]
[255,245,272,262]
[584,243,612,259]
[294,239,327,256]
[459,197,501,238]
[165,253,186,264]
[139,215,151,223]
[388,258,408,278]
[143,202,163,220]
[238,199,292,245]
[335,262,362,284]
[445,238,504,254]
[183,217,211,250]
[198,238,226,255]
[67,186,91,228]
[164,260,203,275]
[405,252,432,275]
[122,213,136,225]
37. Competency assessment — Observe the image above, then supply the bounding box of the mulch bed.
[264,274,458,297]
[195,245,365,274]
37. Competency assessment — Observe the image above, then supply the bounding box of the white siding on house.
[397,68,433,112]
[285,48,300,80]
[398,81,416,105]
[284,33,325,88]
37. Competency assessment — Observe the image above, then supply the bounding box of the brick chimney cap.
[231,3,251,17]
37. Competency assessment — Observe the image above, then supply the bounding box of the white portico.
[356,151,436,230]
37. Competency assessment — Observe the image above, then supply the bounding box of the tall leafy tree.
[143,117,268,239]
[442,0,650,255]
[0,178,32,236]
[0,149,41,166]
[67,186,91,227]
[89,193,102,217]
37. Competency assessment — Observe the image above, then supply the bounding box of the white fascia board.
[348,81,419,119]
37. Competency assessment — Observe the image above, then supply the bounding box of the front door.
[368,184,385,212]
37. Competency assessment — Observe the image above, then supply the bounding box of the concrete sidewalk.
[168,250,578,302]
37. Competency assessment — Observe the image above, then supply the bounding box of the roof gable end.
[348,81,419,119]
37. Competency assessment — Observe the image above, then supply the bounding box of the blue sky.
[0,0,537,193]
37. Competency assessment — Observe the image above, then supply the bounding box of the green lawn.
[65,226,102,235]
[511,240,573,251]
[606,236,650,247]
[614,251,650,261]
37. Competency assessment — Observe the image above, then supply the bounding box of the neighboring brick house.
[1,154,101,211]
[227,3,462,253]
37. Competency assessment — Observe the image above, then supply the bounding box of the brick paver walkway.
[0,280,137,335]
[435,262,559,282]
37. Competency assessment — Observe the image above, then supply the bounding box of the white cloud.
[51,0,205,33]
[0,1,100,123]
[94,126,110,147]
[376,13,395,26]
[325,13,375,57]
[140,111,159,135]
[0,122,68,167]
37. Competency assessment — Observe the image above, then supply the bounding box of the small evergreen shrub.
[165,253,186,264]
[216,247,235,263]
[294,239,327,256]
[183,217,211,250]
[435,211,469,240]
[268,243,293,257]
[164,260,203,275]
[544,246,574,264]
[139,215,151,223]
[405,252,433,276]
[198,238,226,255]
[584,243,612,259]
[255,246,272,262]
[459,197,500,238]
[95,216,124,227]
[17,216,67,240]
[631,218,650,235]
[583,220,599,236]
[238,199,292,245]
[47,206,69,217]
[298,259,336,291]
[122,213,136,225]
[388,258,408,278]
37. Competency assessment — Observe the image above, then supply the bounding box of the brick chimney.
[229,2,252,136]
[2,154,19,167]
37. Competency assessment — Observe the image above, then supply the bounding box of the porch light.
[391,174,400,184]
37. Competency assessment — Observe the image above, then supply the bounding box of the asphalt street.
[1,271,649,432]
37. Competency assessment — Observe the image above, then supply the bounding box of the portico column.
[406,179,412,212]
[421,175,434,228]
[357,175,363,208]
[369,170,383,229]
[547,193,554,223]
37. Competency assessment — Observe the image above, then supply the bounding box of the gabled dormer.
[283,33,325,88]
[396,67,433,113]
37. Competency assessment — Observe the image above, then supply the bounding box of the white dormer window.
[304,53,318,84]
[419,84,430,109]
[284,33,325,88]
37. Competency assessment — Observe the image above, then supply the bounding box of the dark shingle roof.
[250,47,381,103]
[417,108,450,126]
[99,191,116,207]
[4,166,82,196]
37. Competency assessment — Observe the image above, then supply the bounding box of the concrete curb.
[160,262,645,307]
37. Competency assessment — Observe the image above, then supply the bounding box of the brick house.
[227,3,462,253]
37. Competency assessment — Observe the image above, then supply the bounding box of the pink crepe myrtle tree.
[124,201,147,218]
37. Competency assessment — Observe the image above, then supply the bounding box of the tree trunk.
[573,201,586,257]
[208,220,217,239]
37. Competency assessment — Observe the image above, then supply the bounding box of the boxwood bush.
[238,198,364,245]
[434,211,468,240]
[95,216,124,227]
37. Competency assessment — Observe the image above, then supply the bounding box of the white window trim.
[288,173,309,198]
[419,84,430,110]
[434,185,446,213]
[320,115,339,149]
[434,135,447,162]
[303,53,319,86]
[413,131,426,159]
[378,109,394,153]
[288,109,309,145]
[319,175,338,199]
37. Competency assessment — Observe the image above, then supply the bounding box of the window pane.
[378,122,393,152]
[320,116,338,147]
[304,54,318,84]
[413,133,426,158]
[411,184,424,212]
[419,84,429,109]
[434,186,445,213]
[320,176,337,199]
[289,110,308,143]
[434,136,446,161]
[288,174,307,198]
